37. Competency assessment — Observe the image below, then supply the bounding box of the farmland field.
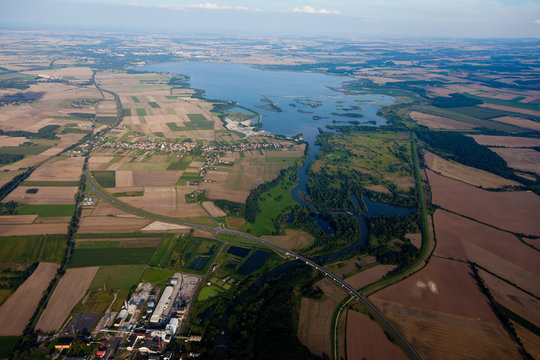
[36,266,99,332]
[90,265,145,289]
[0,263,59,336]
[92,170,116,188]
[0,235,66,264]
[427,169,540,235]
[345,264,396,290]
[69,248,156,267]
[17,204,75,217]
[4,186,78,204]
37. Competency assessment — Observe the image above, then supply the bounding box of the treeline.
[0,153,24,165]
[0,262,39,297]
[0,167,35,201]
[431,93,482,108]
[0,124,60,140]
[366,213,421,269]
[245,166,298,222]
[417,130,514,179]
[227,265,322,360]
[0,201,18,215]
[214,199,245,217]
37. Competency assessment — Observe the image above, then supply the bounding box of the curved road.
[85,171,420,360]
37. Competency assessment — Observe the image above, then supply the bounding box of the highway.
[85,171,420,360]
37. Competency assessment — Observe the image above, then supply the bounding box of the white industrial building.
[165,318,179,335]
[150,286,173,324]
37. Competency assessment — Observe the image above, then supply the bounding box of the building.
[54,338,73,350]
[150,286,173,324]
[165,318,179,335]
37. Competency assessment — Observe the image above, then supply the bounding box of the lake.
[141,62,393,144]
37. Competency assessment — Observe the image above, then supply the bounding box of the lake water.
[141,62,394,144]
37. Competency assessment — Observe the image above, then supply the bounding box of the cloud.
[189,3,229,10]
[536,19,540,24]
[292,5,340,15]
[129,2,249,11]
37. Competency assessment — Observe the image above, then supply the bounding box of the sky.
[1,0,539,38]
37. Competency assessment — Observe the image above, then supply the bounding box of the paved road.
[85,171,420,360]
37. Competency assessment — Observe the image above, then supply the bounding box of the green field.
[141,267,175,286]
[136,108,147,116]
[0,144,52,155]
[0,336,19,359]
[465,94,540,112]
[96,116,117,125]
[17,204,75,217]
[244,168,298,236]
[71,289,116,314]
[92,170,115,188]
[176,171,201,185]
[149,235,219,273]
[166,155,193,170]
[113,190,144,197]
[167,114,214,131]
[149,102,160,108]
[154,132,165,138]
[76,241,121,249]
[197,285,223,301]
[131,96,140,103]
[90,265,145,289]
[0,235,66,264]
[69,248,156,267]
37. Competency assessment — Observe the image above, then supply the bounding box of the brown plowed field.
[479,103,540,116]
[345,264,396,290]
[409,111,476,130]
[490,147,540,175]
[131,170,182,187]
[513,322,540,359]
[202,201,226,218]
[4,186,77,204]
[0,215,37,224]
[36,266,99,332]
[78,216,151,233]
[370,257,519,359]
[434,210,540,295]
[115,170,134,187]
[424,150,519,188]
[469,135,540,148]
[491,116,540,132]
[427,169,540,235]
[346,310,406,360]
[0,262,59,335]
[297,278,348,358]
[478,269,540,327]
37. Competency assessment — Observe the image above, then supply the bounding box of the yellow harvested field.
[427,169,540,235]
[4,186,77,204]
[0,170,23,187]
[0,262,59,336]
[140,221,190,232]
[78,216,151,233]
[0,214,38,224]
[23,66,94,82]
[0,223,67,236]
[478,103,540,116]
[490,147,540,175]
[409,111,476,130]
[36,267,99,332]
[260,229,314,250]
[115,170,134,187]
[202,201,226,218]
[424,150,520,188]
[131,171,182,187]
[491,116,540,132]
[469,135,540,148]
[297,278,348,358]
[27,156,84,182]
[346,310,406,360]
[345,264,396,289]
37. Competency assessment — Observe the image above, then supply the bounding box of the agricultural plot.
[24,156,84,183]
[490,147,540,175]
[434,209,540,295]
[69,247,156,268]
[77,216,151,234]
[427,169,540,235]
[260,229,314,251]
[491,116,540,132]
[409,111,477,130]
[370,257,520,359]
[0,223,68,236]
[36,267,99,332]
[297,278,348,358]
[90,265,145,290]
[345,264,396,290]
[468,135,540,148]
[0,263,59,336]
[346,310,406,360]
[3,186,77,204]
[423,150,520,189]
[0,235,66,264]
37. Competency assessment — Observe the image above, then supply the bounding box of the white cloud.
[536,19,540,24]
[129,2,249,11]
[292,5,340,15]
